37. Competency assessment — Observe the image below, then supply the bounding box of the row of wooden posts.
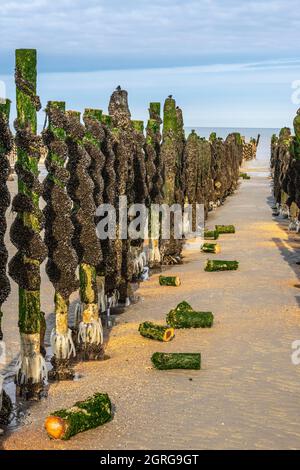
[271,109,300,223]
[0,49,245,402]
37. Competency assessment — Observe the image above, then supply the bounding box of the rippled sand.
[1,173,300,450]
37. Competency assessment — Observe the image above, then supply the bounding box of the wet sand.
[1,171,300,450]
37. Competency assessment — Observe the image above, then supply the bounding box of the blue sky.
[1,0,300,127]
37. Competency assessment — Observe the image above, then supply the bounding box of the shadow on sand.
[266,193,300,309]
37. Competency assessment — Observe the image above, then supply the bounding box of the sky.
[1,0,300,128]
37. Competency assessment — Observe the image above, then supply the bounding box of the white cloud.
[0,0,300,67]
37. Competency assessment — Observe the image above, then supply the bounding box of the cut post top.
[84,108,103,122]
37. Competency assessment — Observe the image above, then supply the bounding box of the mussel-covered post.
[83,109,106,312]
[108,87,135,304]
[131,120,148,280]
[183,130,199,232]
[99,114,118,304]
[0,99,13,424]
[160,96,183,264]
[65,111,104,361]
[0,99,12,341]
[43,101,79,380]
[9,49,48,399]
[146,102,163,268]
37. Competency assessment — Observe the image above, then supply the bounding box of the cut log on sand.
[166,301,213,328]
[139,322,175,342]
[151,352,201,370]
[215,224,235,234]
[204,230,219,240]
[201,243,220,254]
[45,393,112,440]
[240,172,250,180]
[159,275,181,287]
[205,260,239,271]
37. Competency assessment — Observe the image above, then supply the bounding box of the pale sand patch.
[1,175,300,450]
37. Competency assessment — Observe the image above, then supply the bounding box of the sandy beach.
[1,168,300,450]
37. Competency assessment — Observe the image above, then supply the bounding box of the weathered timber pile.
[271,113,300,222]
[242,134,260,161]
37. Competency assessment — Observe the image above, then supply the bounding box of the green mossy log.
[239,173,250,180]
[166,301,213,328]
[138,322,175,342]
[151,352,201,370]
[201,243,220,254]
[204,230,219,240]
[205,260,239,271]
[215,225,235,234]
[159,275,181,287]
[45,393,112,440]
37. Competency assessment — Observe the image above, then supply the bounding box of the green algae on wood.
[159,275,181,287]
[45,393,112,440]
[139,322,175,342]
[215,224,235,234]
[166,301,214,329]
[205,260,239,272]
[9,49,47,399]
[239,173,250,180]
[201,243,220,254]
[151,352,201,370]
[204,229,219,240]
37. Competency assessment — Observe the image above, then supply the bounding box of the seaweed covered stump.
[45,393,112,440]
[166,301,213,328]
[205,260,239,272]
[0,99,12,341]
[65,111,104,361]
[9,49,48,399]
[159,275,181,287]
[43,101,79,380]
[138,322,175,342]
[151,352,201,370]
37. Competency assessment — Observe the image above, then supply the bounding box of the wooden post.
[43,101,79,380]
[0,99,12,341]
[9,49,47,399]
[65,110,104,361]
